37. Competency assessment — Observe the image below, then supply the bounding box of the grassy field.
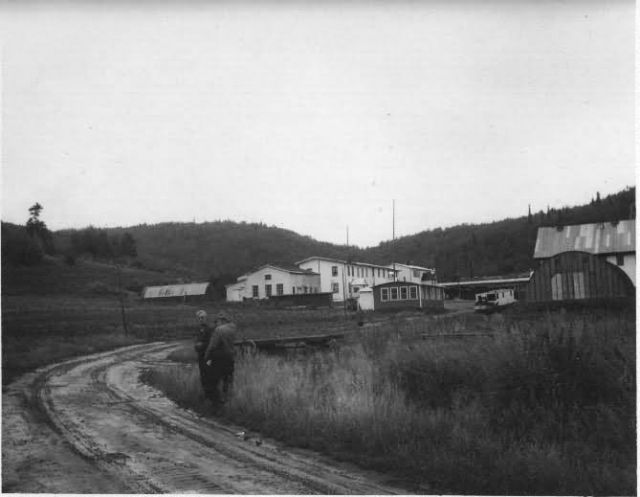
[2,290,373,384]
[143,307,636,495]
[1,257,374,384]
[3,257,636,493]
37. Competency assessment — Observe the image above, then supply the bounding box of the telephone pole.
[392,199,397,282]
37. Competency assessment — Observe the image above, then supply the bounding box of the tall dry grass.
[136,309,639,494]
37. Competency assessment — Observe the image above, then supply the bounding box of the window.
[265,274,272,280]
[413,270,420,278]
[381,288,389,301]
[409,286,418,300]
[292,287,296,294]
[332,266,338,276]
[616,254,624,266]
[303,286,308,294]
[265,284,272,297]
[400,287,408,300]
[390,287,399,300]
[252,285,259,298]
[276,284,284,296]
[332,282,340,293]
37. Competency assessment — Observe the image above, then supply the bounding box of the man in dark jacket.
[194,310,217,401]
[204,311,237,404]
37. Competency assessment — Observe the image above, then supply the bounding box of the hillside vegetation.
[3,186,634,295]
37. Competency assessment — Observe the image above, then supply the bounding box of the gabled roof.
[143,282,209,299]
[533,220,635,259]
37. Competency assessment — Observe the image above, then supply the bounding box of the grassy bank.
[143,309,636,495]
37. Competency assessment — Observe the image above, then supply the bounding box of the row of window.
[381,286,419,301]
[335,265,395,279]
[252,284,317,297]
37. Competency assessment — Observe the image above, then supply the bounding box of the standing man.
[204,310,237,404]
[194,309,216,401]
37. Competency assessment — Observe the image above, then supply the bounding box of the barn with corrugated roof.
[526,220,635,303]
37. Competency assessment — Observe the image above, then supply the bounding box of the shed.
[370,281,445,312]
[357,287,374,311]
[142,282,211,301]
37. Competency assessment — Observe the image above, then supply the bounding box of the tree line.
[3,187,634,293]
[2,203,138,266]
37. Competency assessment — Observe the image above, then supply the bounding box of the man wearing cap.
[194,310,216,401]
[204,311,237,404]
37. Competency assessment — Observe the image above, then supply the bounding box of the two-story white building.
[225,264,320,301]
[295,256,398,302]
[390,263,437,284]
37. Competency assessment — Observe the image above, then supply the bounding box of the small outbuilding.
[363,281,445,312]
[357,287,375,311]
[142,282,212,302]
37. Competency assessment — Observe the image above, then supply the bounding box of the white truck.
[474,288,516,313]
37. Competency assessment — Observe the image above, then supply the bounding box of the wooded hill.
[2,187,634,297]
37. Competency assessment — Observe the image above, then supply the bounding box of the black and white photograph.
[1,0,636,494]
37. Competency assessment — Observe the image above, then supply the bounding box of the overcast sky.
[1,0,635,247]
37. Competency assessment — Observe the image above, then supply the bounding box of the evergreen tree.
[25,203,55,255]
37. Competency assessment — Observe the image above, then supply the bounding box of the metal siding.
[527,252,634,302]
[143,283,209,299]
[534,220,635,258]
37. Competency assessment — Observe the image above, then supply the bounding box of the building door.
[551,273,563,301]
[572,272,585,299]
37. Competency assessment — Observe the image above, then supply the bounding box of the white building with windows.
[225,264,320,301]
[295,256,398,302]
[390,263,437,284]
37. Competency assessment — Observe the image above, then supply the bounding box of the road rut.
[3,342,410,494]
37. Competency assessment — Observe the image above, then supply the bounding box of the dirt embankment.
[3,343,410,494]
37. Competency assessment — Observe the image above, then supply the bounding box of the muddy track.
[3,342,410,494]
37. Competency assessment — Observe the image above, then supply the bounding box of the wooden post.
[116,264,129,336]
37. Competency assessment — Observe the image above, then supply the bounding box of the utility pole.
[116,263,129,336]
[392,199,397,282]
[342,225,349,317]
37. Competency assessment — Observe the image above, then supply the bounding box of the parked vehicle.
[474,288,516,313]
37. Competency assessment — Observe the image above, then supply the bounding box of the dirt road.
[3,342,410,494]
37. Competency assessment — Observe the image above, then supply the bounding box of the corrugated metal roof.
[143,282,209,299]
[533,220,635,259]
